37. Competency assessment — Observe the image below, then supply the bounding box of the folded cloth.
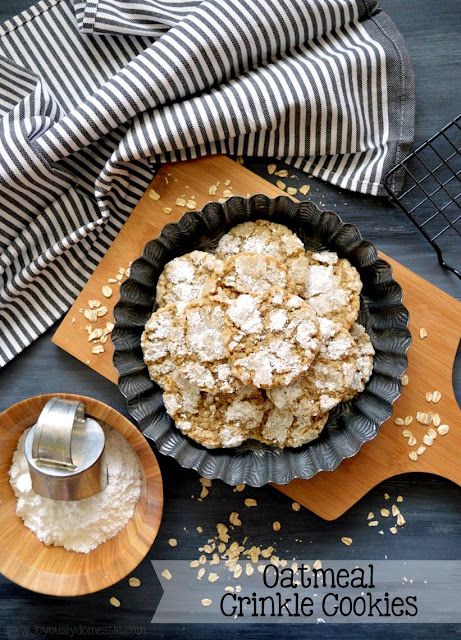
[0,0,414,366]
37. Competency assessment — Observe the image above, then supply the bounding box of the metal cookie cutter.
[24,398,108,501]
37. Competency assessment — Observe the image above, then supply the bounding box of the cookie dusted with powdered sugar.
[254,408,329,448]
[219,253,288,297]
[163,381,267,449]
[141,300,242,394]
[216,220,305,262]
[267,323,374,417]
[141,304,188,389]
[156,250,223,310]
[289,251,362,328]
[228,289,321,389]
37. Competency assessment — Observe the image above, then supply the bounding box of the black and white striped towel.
[0,0,414,366]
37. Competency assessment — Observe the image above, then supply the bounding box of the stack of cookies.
[141,220,374,449]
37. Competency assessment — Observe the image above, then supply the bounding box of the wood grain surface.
[0,394,163,596]
[53,155,461,519]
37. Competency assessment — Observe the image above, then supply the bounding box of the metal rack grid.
[384,114,461,279]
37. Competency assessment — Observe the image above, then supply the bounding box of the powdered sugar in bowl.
[0,393,163,596]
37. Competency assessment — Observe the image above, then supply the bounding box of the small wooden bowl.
[0,393,163,596]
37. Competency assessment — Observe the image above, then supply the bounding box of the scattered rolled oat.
[419,327,428,339]
[341,537,352,546]
[380,509,390,518]
[168,538,178,547]
[244,498,257,507]
[408,435,417,447]
[401,374,409,386]
[389,527,397,535]
[161,569,172,580]
[234,484,245,493]
[175,197,186,207]
[416,445,426,456]
[432,390,441,403]
[91,345,105,354]
[275,169,288,177]
[276,180,286,191]
[101,285,113,298]
[149,189,160,200]
[396,514,406,527]
[423,434,434,446]
[110,596,121,607]
[299,184,310,195]
[368,521,379,527]
[437,424,449,436]
[267,164,276,175]
[201,599,213,607]
[367,512,375,520]
[433,414,441,427]
[286,187,297,196]
[83,308,98,322]
[313,560,322,570]
[396,495,404,502]
[394,417,405,426]
[292,502,301,512]
[384,493,390,500]
[128,577,141,588]
[197,567,206,580]
[186,199,196,210]
[273,521,281,532]
[162,207,172,214]
[425,392,433,402]
[229,512,242,526]
[404,416,413,426]
[408,451,418,461]
[208,572,219,583]
[391,504,400,516]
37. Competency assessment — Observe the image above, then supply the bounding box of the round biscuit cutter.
[24,397,107,500]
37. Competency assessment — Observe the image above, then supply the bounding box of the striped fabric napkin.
[0,0,414,366]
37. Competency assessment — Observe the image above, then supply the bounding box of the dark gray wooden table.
[0,1,459,638]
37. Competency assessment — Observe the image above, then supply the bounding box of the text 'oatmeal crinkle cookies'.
[215,219,304,261]
[227,289,321,388]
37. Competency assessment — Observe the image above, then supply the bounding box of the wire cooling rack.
[384,114,461,279]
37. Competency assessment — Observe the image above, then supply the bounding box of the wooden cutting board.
[53,156,461,520]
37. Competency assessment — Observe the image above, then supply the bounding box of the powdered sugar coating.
[229,289,320,388]
[255,408,328,448]
[216,220,304,261]
[142,300,241,394]
[156,251,223,311]
[163,381,267,448]
[289,252,362,327]
[267,323,374,417]
[144,220,373,451]
[220,253,288,296]
[141,304,188,388]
